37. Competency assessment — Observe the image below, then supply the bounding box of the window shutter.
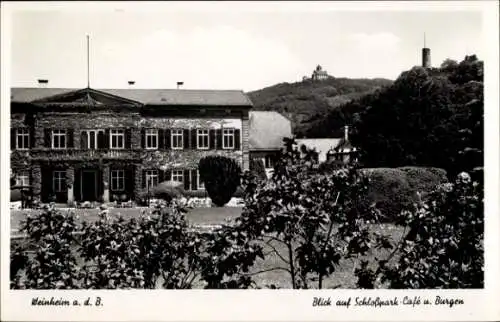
[158,129,164,149]
[44,129,51,148]
[190,129,197,150]
[81,131,87,149]
[67,129,74,148]
[183,129,190,149]
[165,170,172,182]
[30,127,35,148]
[142,170,146,189]
[209,129,216,149]
[125,129,132,149]
[159,169,165,183]
[165,129,171,150]
[141,129,146,149]
[183,169,190,190]
[97,131,104,149]
[104,129,110,149]
[216,129,222,150]
[11,129,16,150]
[191,169,198,191]
[234,129,241,150]
[125,168,133,194]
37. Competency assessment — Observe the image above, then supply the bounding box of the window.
[53,170,66,192]
[110,170,125,191]
[223,128,235,149]
[197,170,204,189]
[52,129,66,149]
[16,171,30,187]
[171,129,183,149]
[265,155,275,168]
[110,129,125,149]
[16,128,30,150]
[172,170,183,183]
[145,129,158,149]
[81,130,103,149]
[197,129,209,149]
[145,170,158,190]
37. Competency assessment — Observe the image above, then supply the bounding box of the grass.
[10,206,405,289]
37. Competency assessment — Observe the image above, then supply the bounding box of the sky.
[9,3,485,92]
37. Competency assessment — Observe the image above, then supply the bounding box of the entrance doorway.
[81,170,98,201]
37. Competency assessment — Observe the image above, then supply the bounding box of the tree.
[234,138,391,288]
[198,156,242,207]
[375,172,483,288]
[344,55,483,177]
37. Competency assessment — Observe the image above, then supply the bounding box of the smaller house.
[249,111,292,177]
[297,126,357,164]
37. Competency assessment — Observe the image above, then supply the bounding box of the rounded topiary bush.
[360,167,448,222]
[199,156,241,207]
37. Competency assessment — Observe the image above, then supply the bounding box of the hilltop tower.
[422,33,431,68]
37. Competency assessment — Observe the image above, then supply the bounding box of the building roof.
[10,87,253,107]
[249,111,292,151]
[295,138,342,155]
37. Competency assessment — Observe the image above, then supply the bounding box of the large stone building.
[10,86,253,204]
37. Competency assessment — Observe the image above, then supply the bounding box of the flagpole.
[87,35,90,88]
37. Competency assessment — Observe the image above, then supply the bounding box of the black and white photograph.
[1,1,499,321]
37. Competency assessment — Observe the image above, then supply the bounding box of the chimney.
[38,79,48,88]
[176,81,184,89]
[128,81,135,87]
[344,125,349,141]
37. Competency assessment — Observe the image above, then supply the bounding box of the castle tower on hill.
[422,33,431,68]
[311,65,329,81]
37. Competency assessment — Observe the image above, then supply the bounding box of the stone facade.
[10,88,252,205]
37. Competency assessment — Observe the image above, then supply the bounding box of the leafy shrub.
[250,158,267,181]
[183,189,209,198]
[12,201,258,289]
[15,204,82,289]
[136,181,186,205]
[11,189,22,202]
[79,202,204,289]
[361,167,447,222]
[236,137,392,289]
[375,172,483,288]
[199,156,241,207]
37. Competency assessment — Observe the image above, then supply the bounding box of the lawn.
[10,206,405,289]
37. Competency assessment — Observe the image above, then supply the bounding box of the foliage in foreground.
[11,202,260,289]
[11,141,483,289]
[235,138,393,289]
[199,156,242,207]
[374,171,484,288]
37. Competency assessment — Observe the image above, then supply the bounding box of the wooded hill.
[247,77,393,137]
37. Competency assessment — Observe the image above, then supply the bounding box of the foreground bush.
[11,202,260,289]
[236,138,392,289]
[361,167,448,222]
[249,158,267,181]
[372,172,483,288]
[199,156,241,207]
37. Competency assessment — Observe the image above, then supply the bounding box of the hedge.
[360,167,448,222]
